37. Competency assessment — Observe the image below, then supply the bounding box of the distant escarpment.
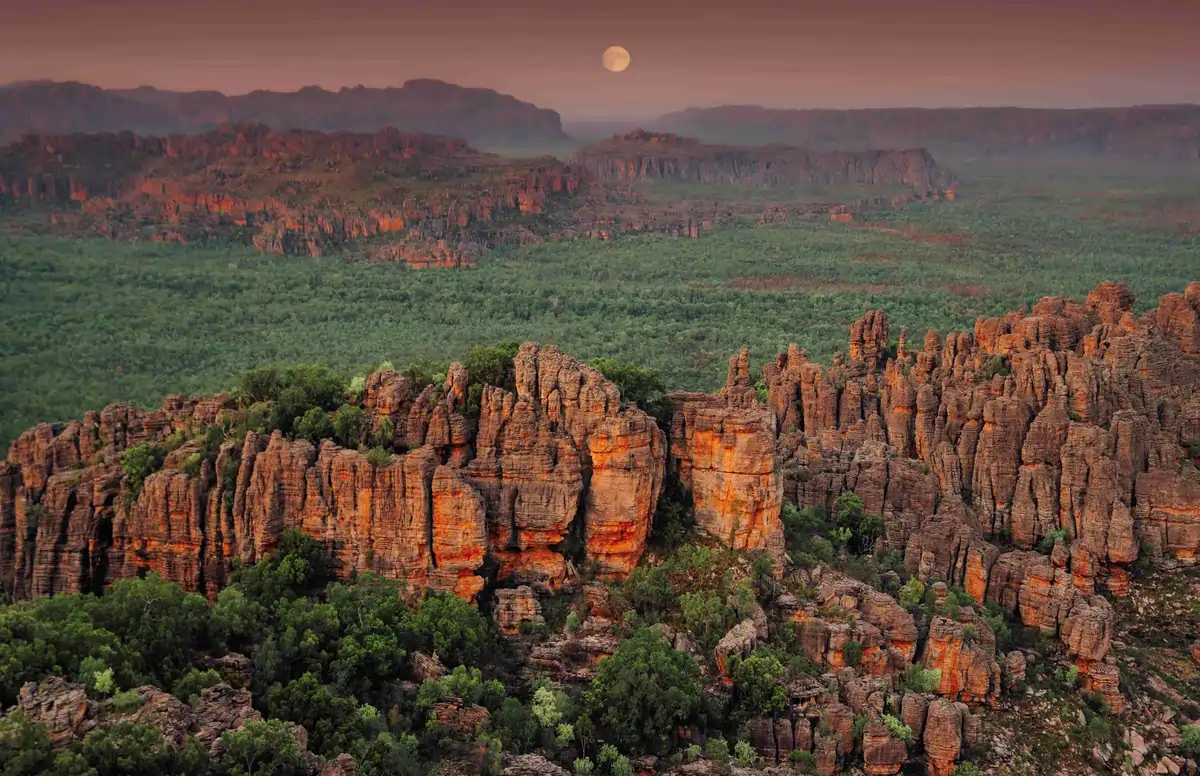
[0,79,565,146]
[0,125,952,265]
[655,104,1200,159]
[572,130,951,191]
[0,124,581,267]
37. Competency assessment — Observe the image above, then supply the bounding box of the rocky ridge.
[571,130,951,191]
[3,282,1200,776]
[0,125,953,266]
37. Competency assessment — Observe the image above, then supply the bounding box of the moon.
[602,46,631,73]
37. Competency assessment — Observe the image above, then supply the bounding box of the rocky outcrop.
[5,678,272,756]
[670,350,783,556]
[493,586,545,636]
[0,124,579,267]
[920,616,1001,706]
[1,344,665,601]
[764,282,1200,721]
[573,130,953,192]
[922,699,972,776]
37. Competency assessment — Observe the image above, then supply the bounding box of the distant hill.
[571,129,952,191]
[0,79,566,147]
[654,104,1200,158]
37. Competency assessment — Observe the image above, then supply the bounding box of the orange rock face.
[1,344,664,602]
[670,354,783,556]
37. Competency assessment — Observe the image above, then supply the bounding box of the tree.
[332,405,365,448]
[354,732,422,776]
[294,407,333,444]
[583,628,702,755]
[493,698,539,755]
[0,710,55,776]
[324,574,411,699]
[213,720,307,776]
[898,578,925,611]
[265,673,376,758]
[463,342,520,389]
[1181,724,1200,758]
[403,592,493,667]
[834,493,883,555]
[590,358,671,425]
[120,443,166,496]
[731,649,788,718]
[90,574,211,687]
[172,669,222,705]
[680,591,734,652]
[77,722,207,776]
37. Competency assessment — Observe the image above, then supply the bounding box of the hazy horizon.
[4,0,1199,122]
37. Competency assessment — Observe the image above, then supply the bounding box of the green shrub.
[1056,665,1080,688]
[898,578,925,611]
[295,406,334,444]
[882,714,914,743]
[1179,724,1200,757]
[734,740,757,766]
[952,764,981,776]
[591,358,671,425]
[732,649,789,717]
[565,612,581,632]
[173,668,222,704]
[842,640,863,667]
[1037,528,1069,554]
[789,749,817,772]
[681,590,735,651]
[685,744,702,762]
[574,757,595,775]
[121,442,166,496]
[899,665,942,694]
[112,688,146,713]
[584,629,702,755]
[373,417,395,450]
[366,447,392,468]
[704,738,730,762]
[333,404,366,447]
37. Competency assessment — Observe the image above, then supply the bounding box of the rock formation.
[0,125,580,267]
[768,282,1200,718]
[0,344,665,602]
[4,284,1200,776]
[0,124,950,266]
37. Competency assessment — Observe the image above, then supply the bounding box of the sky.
[2,0,1199,120]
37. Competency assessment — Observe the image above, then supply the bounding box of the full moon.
[602,46,631,73]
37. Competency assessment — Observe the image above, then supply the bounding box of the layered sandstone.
[0,345,664,602]
[765,282,1200,720]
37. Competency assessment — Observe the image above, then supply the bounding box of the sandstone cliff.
[0,124,580,267]
[770,281,1200,712]
[0,124,944,266]
[572,130,951,192]
[0,345,665,602]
